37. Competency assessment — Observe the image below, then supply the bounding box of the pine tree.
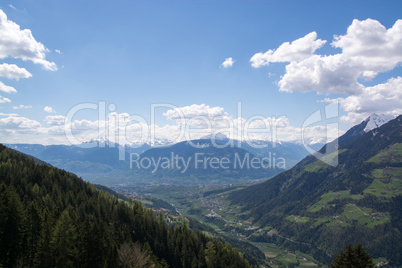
[0,185,25,267]
[50,210,79,267]
[24,201,42,266]
[332,243,375,268]
[34,208,54,267]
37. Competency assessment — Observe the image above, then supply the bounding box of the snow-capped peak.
[363,113,395,132]
[146,138,173,147]
[81,136,111,146]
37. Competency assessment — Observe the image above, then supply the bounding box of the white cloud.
[0,9,57,71]
[252,18,402,122]
[0,115,41,129]
[278,54,365,95]
[163,103,233,130]
[0,63,32,79]
[0,112,17,116]
[69,119,99,130]
[164,104,227,120]
[0,80,17,93]
[13,104,32,109]
[8,4,16,10]
[275,19,402,95]
[55,49,62,54]
[0,95,11,103]
[221,57,234,68]
[45,115,66,126]
[337,76,402,124]
[332,19,402,75]
[250,32,326,68]
[43,106,56,113]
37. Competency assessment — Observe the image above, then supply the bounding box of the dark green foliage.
[331,243,374,268]
[0,185,24,267]
[0,144,253,268]
[50,210,79,267]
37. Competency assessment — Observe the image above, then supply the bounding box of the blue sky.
[0,0,401,145]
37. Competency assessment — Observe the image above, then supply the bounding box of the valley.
[113,166,401,267]
[112,183,322,267]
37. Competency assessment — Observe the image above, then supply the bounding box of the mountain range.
[5,135,318,186]
[4,113,396,187]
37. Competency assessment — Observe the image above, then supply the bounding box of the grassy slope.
[227,117,402,265]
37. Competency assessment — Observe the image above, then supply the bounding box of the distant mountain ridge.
[8,113,392,187]
[5,136,315,186]
[132,138,286,185]
[4,143,151,185]
[5,114,393,187]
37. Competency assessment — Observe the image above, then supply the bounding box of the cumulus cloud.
[252,18,402,123]
[0,95,11,103]
[0,9,57,71]
[45,115,65,126]
[274,19,402,95]
[55,49,62,54]
[163,103,233,131]
[221,57,234,68]
[0,80,17,93]
[332,18,402,75]
[0,115,41,129]
[278,54,365,95]
[69,119,100,131]
[0,63,32,79]
[164,104,227,120]
[13,104,32,109]
[250,32,326,68]
[336,76,402,124]
[43,106,56,113]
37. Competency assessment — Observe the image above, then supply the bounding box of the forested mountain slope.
[229,115,402,265]
[0,144,254,268]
